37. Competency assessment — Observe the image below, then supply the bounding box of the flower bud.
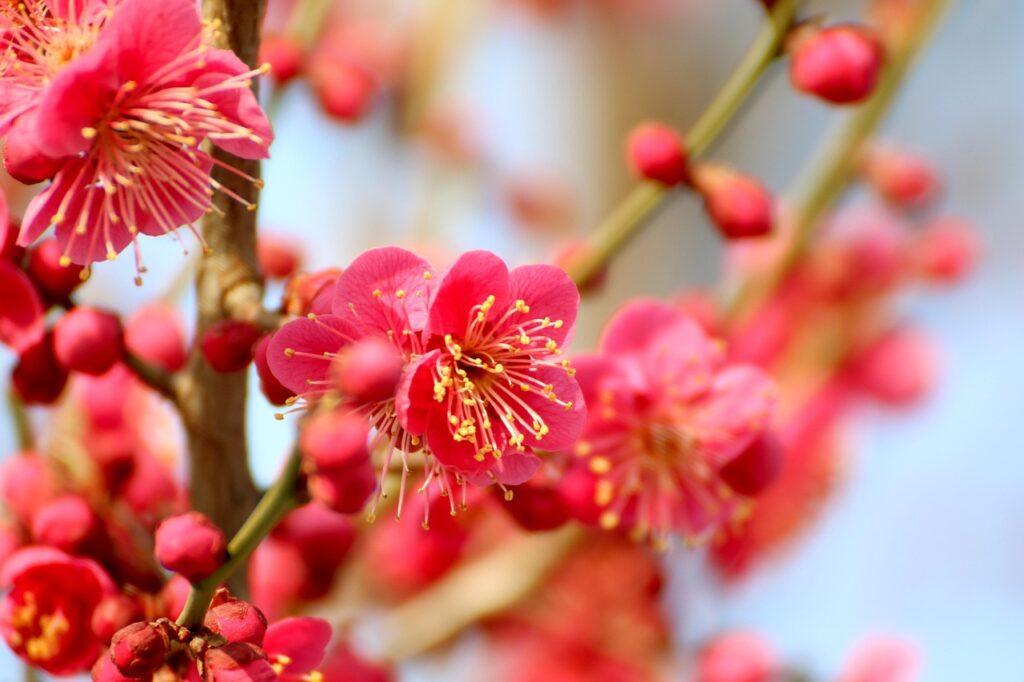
[258,233,303,280]
[846,328,938,407]
[124,303,188,373]
[92,594,145,645]
[692,164,774,239]
[789,24,884,104]
[200,319,261,373]
[0,210,20,263]
[91,654,139,682]
[27,239,86,302]
[154,512,227,581]
[204,642,277,681]
[159,575,191,621]
[330,337,404,404]
[53,306,124,376]
[308,463,378,515]
[204,597,268,646]
[0,452,57,524]
[626,122,689,186]
[260,34,305,84]
[495,479,570,532]
[30,494,100,554]
[313,62,378,123]
[913,217,980,285]
[861,145,941,210]
[719,431,784,497]
[0,260,44,352]
[12,332,69,404]
[697,631,776,682]
[300,410,372,472]
[254,334,294,406]
[110,622,168,677]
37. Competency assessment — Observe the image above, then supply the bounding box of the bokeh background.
[1,0,1020,679]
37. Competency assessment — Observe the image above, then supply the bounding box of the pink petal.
[425,250,510,339]
[263,617,332,675]
[839,635,921,682]
[32,46,114,159]
[462,450,541,488]
[267,314,359,396]
[506,263,579,347]
[97,0,203,82]
[690,365,776,465]
[0,261,44,353]
[332,246,435,339]
[396,349,439,436]
[512,365,586,453]
[193,50,274,160]
[640,316,725,403]
[599,298,687,355]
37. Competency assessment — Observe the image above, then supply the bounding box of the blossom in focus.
[566,299,776,546]
[2,0,273,269]
[399,250,585,490]
[0,546,114,675]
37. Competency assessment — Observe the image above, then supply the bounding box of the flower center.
[5,591,70,662]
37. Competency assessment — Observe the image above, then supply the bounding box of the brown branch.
[178,0,269,595]
[122,352,178,403]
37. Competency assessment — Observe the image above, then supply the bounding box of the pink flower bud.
[861,145,941,209]
[204,642,277,681]
[27,239,86,302]
[110,622,168,677]
[200,319,261,373]
[313,62,378,123]
[330,337,404,404]
[847,328,938,407]
[91,652,139,682]
[124,303,188,373]
[0,452,57,524]
[913,217,980,284]
[308,462,377,515]
[627,122,689,186]
[154,512,227,581]
[250,538,310,621]
[254,334,294,406]
[260,35,305,84]
[692,164,774,239]
[719,431,784,497]
[258,233,303,280]
[53,306,124,376]
[697,631,776,682]
[30,494,100,554]
[159,575,191,621]
[789,25,884,105]
[92,594,145,646]
[495,479,570,532]
[0,260,44,353]
[300,410,372,472]
[0,209,20,264]
[12,332,69,404]
[204,597,268,646]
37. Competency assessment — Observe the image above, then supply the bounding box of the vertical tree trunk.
[179,0,268,595]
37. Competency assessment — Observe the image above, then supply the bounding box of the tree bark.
[179,0,268,595]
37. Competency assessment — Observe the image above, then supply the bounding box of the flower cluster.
[267,247,586,521]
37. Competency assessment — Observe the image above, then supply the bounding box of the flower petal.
[512,365,585,453]
[192,49,274,160]
[0,262,44,353]
[690,365,776,465]
[395,349,439,436]
[598,298,685,355]
[425,250,510,339]
[97,0,204,82]
[263,617,332,675]
[506,263,579,347]
[267,314,359,396]
[332,246,435,340]
[640,316,725,403]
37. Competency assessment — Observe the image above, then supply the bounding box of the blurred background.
[2,0,1021,679]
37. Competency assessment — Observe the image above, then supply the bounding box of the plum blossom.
[1,0,273,270]
[566,299,776,547]
[399,250,585,489]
